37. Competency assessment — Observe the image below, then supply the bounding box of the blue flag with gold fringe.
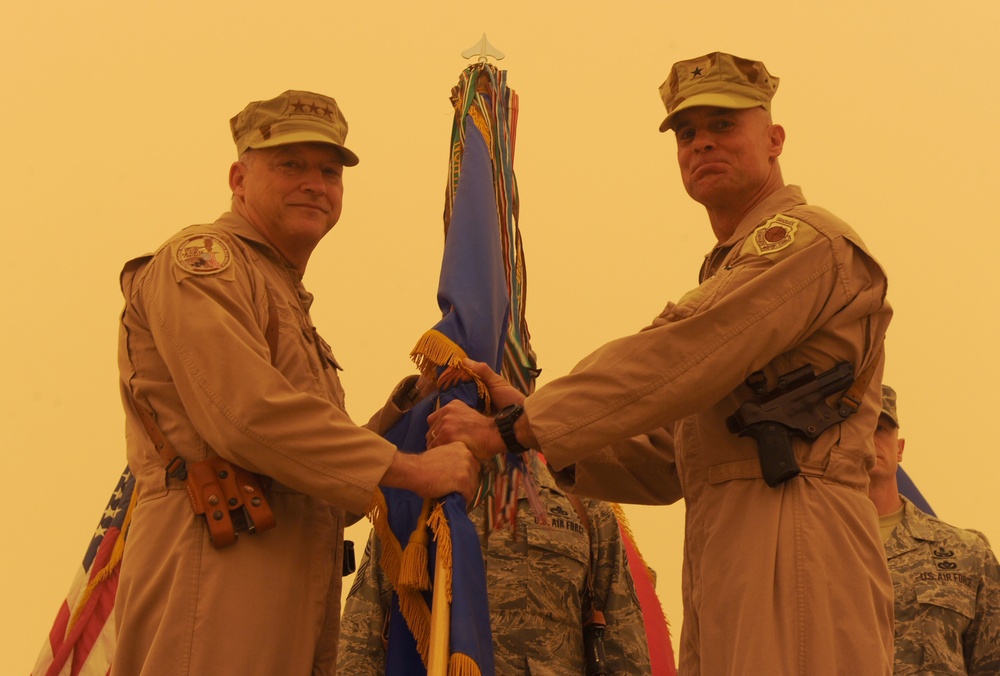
[366,63,533,676]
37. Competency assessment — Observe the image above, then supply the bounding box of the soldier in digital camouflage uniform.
[869,385,1000,674]
[338,452,652,674]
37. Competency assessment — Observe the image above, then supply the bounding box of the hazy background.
[4,1,998,670]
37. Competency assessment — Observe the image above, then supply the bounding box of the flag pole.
[426,37,510,676]
[427,537,450,675]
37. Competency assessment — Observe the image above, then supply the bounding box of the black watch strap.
[495,404,528,453]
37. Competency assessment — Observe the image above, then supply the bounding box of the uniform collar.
[721,184,807,248]
[700,185,807,282]
[214,211,303,282]
[899,494,938,541]
[885,495,938,558]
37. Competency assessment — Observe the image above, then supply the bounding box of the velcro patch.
[751,215,800,255]
[174,234,232,275]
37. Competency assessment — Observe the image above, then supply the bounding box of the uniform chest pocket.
[668,265,745,320]
[311,329,343,371]
[914,579,976,620]
[525,519,590,627]
[902,579,976,673]
[271,303,342,397]
[276,303,341,370]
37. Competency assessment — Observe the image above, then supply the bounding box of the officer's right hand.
[381,444,480,505]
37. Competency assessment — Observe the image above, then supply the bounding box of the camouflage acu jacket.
[886,496,1000,674]
[338,454,652,674]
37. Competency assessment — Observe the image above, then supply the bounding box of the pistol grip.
[744,423,801,487]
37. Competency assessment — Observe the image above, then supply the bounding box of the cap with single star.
[658,52,779,132]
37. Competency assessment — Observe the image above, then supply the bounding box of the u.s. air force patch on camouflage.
[751,215,799,255]
[174,234,232,275]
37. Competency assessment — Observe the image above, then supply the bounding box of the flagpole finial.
[461,33,505,63]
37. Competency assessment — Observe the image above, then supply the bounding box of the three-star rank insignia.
[751,215,799,255]
[174,234,232,275]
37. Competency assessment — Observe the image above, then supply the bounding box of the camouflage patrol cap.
[880,384,899,427]
[230,90,359,166]
[658,52,779,132]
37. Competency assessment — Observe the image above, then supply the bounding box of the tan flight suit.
[526,185,895,675]
[112,212,401,675]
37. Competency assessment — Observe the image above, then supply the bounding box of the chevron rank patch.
[751,215,799,255]
[174,234,232,275]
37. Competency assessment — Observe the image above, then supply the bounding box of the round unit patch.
[174,234,232,274]
[751,215,799,255]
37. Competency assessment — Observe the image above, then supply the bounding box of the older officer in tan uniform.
[869,386,1000,674]
[112,91,479,675]
[429,53,894,674]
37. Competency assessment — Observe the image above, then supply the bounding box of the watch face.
[498,404,519,421]
[496,404,526,453]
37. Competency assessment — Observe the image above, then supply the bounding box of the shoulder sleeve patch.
[750,214,800,255]
[173,234,232,275]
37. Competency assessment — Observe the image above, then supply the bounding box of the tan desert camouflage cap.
[658,52,779,132]
[880,384,899,427]
[230,90,359,166]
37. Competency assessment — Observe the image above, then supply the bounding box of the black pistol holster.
[583,608,609,676]
[726,360,876,487]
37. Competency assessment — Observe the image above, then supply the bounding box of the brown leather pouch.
[184,456,276,547]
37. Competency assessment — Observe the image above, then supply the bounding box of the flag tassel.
[367,490,435,668]
[400,499,433,591]
[410,329,490,409]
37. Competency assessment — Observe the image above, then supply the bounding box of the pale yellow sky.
[4,1,999,671]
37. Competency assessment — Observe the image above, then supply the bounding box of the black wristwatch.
[495,404,529,453]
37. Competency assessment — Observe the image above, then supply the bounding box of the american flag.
[32,466,135,676]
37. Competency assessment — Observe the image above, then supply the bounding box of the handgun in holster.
[342,539,356,576]
[726,361,858,487]
[583,609,608,676]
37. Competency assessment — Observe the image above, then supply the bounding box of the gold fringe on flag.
[426,501,454,603]
[399,499,433,591]
[366,489,435,668]
[467,105,494,163]
[68,482,138,631]
[410,329,490,410]
[449,652,484,676]
[367,490,404,583]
